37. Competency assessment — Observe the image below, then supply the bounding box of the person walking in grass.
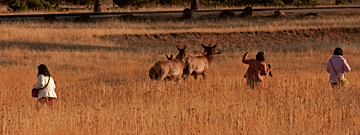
[326,47,351,88]
[242,48,272,90]
[33,64,57,111]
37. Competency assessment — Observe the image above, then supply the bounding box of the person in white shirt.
[33,64,57,111]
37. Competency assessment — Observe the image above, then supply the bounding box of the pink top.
[326,55,351,83]
[242,52,268,82]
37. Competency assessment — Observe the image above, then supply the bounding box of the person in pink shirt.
[326,47,351,88]
[242,49,272,90]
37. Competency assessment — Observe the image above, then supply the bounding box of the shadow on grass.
[0,40,138,52]
[0,40,358,54]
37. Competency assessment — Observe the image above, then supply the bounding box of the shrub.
[335,0,358,4]
[267,0,286,7]
[6,0,54,11]
[7,0,28,11]
[46,0,58,5]
[108,0,301,8]
[159,0,189,6]
[282,0,294,5]
[335,0,346,5]
[199,0,286,7]
[71,0,93,5]
[294,0,319,6]
[112,0,130,8]
[27,0,53,10]
[113,0,149,8]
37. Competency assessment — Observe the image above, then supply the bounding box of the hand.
[267,64,273,77]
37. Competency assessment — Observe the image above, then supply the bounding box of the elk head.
[202,44,221,55]
[176,45,188,61]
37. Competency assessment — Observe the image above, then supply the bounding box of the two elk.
[149,46,188,81]
[149,44,220,81]
[183,44,221,80]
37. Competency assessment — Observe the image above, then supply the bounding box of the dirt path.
[101,27,360,48]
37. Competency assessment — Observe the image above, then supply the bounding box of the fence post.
[191,0,199,10]
[94,0,101,12]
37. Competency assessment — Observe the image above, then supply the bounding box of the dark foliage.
[335,0,357,4]
[112,0,289,8]
[70,0,93,5]
[294,0,319,6]
[5,0,54,11]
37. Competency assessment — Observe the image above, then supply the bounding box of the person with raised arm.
[242,48,272,90]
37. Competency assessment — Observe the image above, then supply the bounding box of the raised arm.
[242,48,251,64]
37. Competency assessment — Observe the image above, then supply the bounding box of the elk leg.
[194,75,198,80]
[158,68,169,81]
[175,77,181,82]
[183,68,192,80]
[202,69,207,80]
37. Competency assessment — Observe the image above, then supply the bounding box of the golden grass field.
[1,11,360,134]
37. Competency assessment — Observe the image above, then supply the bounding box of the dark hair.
[38,64,50,77]
[333,47,343,56]
[256,52,265,62]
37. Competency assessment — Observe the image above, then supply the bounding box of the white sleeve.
[33,75,45,89]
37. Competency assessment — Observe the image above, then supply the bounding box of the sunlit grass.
[1,10,360,134]
[0,42,360,134]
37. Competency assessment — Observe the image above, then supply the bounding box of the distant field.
[1,11,360,47]
[1,10,360,134]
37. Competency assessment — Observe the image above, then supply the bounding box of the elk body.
[149,55,173,80]
[151,46,188,81]
[183,44,220,80]
[175,50,205,60]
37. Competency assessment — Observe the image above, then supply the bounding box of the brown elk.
[175,49,205,60]
[151,46,188,81]
[149,54,173,80]
[183,44,221,80]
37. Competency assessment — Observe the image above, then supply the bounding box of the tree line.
[0,0,356,11]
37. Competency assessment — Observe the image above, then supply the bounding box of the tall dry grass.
[0,42,360,134]
[1,10,360,134]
